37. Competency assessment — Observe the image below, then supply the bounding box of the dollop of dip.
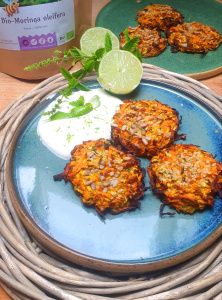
[37,89,123,160]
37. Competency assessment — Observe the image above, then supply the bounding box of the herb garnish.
[66,133,74,143]
[46,95,101,121]
[69,95,85,107]
[42,98,63,116]
[24,31,141,94]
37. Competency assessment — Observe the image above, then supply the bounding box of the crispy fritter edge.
[136,5,184,31]
[111,99,186,158]
[147,144,222,216]
[165,23,222,53]
[53,139,147,219]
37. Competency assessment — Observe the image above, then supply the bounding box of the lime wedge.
[80,27,119,56]
[97,50,143,94]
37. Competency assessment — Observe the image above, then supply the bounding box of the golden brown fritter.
[166,22,222,53]
[119,26,166,57]
[111,100,186,158]
[54,139,146,218]
[148,144,222,214]
[137,4,183,31]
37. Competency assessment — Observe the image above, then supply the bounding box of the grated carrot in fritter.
[119,26,166,57]
[54,139,146,218]
[137,4,183,31]
[148,144,222,214]
[111,100,186,158]
[166,22,222,53]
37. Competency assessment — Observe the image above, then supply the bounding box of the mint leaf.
[105,33,112,53]
[83,59,95,73]
[95,48,105,59]
[78,70,88,80]
[123,36,139,52]
[69,48,88,58]
[68,77,78,88]
[69,95,85,107]
[60,66,72,81]
[76,95,85,106]
[94,61,100,73]
[75,82,91,91]
[72,69,87,80]
[60,86,72,98]
[124,28,130,43]
[133,49,142,62]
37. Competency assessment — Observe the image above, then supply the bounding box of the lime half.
[97,50,143,94]
[80,27,120,56]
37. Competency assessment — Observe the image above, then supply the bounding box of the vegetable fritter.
[148,144,222,214]
[54,139,146,218]
[137,4,183,31]
[111,100,186,158]
[119,26,166,57]
[166,22,222,53]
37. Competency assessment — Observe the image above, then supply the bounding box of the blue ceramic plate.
[7,79,222,274]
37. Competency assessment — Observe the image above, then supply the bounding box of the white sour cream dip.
[37,89,123,160]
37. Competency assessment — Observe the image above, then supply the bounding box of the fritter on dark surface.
[137,4,183,31]
[166,22,222,53]
[119,26,166,57]
[148,144,222,214]
[111,100,186,158]
[54,139,146,218]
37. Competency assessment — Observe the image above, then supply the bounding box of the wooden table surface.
[0,0,222,298]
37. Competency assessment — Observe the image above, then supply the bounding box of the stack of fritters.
[54,139,146,217]
[111,99,185,158]
[119,26,166,57]
[148,144,222,214]
[137,4,183,31]
[166,22,222,53]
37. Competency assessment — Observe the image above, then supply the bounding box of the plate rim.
[6,78,222,274]
[4,185,222,274]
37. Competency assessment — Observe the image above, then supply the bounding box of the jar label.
[0,0,75,51]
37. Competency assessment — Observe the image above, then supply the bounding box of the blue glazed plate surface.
[9,79,222,273]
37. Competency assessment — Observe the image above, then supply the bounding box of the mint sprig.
[25,31,141,94]
[123,29,142,62]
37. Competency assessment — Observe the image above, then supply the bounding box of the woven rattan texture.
[0,65,222,300]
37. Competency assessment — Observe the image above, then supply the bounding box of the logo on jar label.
[2,0,19,17]
[58,34,65,44]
